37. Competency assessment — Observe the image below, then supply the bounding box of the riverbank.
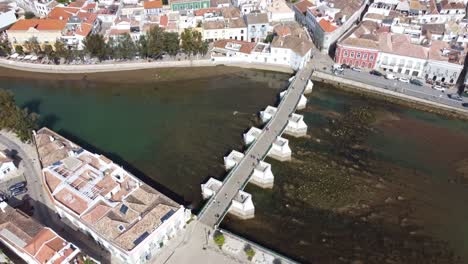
[0,57,293,74]
[312,71,468,120]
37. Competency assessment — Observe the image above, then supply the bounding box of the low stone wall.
[0,58,294,74]
[312,71,468,117]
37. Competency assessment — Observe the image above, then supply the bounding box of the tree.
[162,32,179,57]
[83,34,107,61]
[24,37,41,54]
[15,45,24,55]
[265,33,275,43]
[54,41,69,62]
[115,33,137,59]
[147,25,165,58]
[0,39,11,56]
[137,35,149,58]
[0,89,38,142]
[244,244,256,261]
[213,232,225,248]
[24,11,35,19]
[43,44,54,58]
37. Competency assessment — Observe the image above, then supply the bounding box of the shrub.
[213,231,225,248]
[244,244,256,260]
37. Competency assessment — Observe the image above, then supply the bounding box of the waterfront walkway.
[198,62,313,227]
[0,57,293,74]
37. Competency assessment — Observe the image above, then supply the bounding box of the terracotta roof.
[47,7,79,20]
[319,19,337,33]
[144,0,163,9]
[76,22,93,36]
[378,32,427,59]
[160,14,168,27]
[274,25,291,37]
[293,0,313,15]
[68,0,86,8]
[9,19,67,31]
[194,7,220,16]
[213,39,256,54]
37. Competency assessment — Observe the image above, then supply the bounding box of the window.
[350,51,355,58]
[343,50,348,57]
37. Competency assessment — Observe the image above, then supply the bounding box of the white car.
[432,85,445,92]
[398,77,410,83]
[385,73,396,80]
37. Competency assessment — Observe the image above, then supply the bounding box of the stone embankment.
[0,58,294,74]
[312,71,468,119]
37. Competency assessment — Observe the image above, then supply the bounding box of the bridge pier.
[224,150,244,170]
[243,127,262,145]
[304,80,314,94]
[259,106,277,124]
[267,136,292,161]
[249,161,274,188]
[201,178,222,199]
[228,190,255,220]
[284,113,308,137]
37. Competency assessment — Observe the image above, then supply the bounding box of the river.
[1,67,468,263]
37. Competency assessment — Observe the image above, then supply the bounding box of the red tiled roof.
[319,19,337,33]
[214,39,256,54]
[9,19,67,31]
[47,7,79,20]
[294,0,313,15]
[194,7,220,16]
[76,23,93,36]
[144,0,163,9]
[160,14,168,27]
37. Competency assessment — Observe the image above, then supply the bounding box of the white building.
[265,0,295,22]
[0,203,96,264]
[0,150,16,179]
[424,40,465,85]
[304,0,368,53]
[34,128,191,264]
[376,32,427,77]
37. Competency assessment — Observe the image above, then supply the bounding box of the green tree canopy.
[0,39,11,56]
[115,33,137,59]
[83,34,107,61]
[24,11,35,19]
[147,25,164,58]
[162,32,179,57]
[15,45,24,55]
[0,89,38,142]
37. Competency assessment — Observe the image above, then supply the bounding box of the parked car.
[370,70,383,76]
[398,77,410,83]
[447,93,463,101]
[10,187,27,197]
[8,181,26,192]
[351,67,361,72]
[385,73,396,80]
[332,64,344,72]
[432,85,446,92]
[410,79,423,86]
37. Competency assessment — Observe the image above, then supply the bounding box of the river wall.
[312,71,468,119]
[0,58,294,74]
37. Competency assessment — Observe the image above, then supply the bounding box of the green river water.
[2,67,468,263]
